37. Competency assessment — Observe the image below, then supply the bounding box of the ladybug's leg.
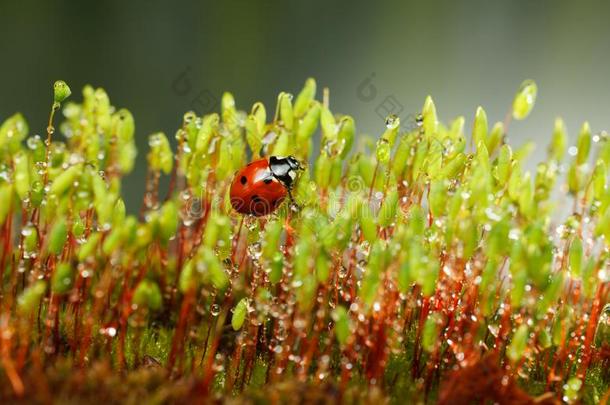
[286,188,301,212]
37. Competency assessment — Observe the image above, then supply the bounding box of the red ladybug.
[230,156,303,216]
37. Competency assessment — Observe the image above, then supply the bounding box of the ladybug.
[230,156,303,216]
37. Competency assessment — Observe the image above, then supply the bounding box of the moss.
[0,78,608,403]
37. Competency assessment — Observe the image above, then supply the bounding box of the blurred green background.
[1,0,609,209]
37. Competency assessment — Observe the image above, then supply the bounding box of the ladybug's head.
[285,156,304,171]
[269,155,304,189]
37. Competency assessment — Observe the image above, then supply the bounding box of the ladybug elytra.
[230,155,303,216]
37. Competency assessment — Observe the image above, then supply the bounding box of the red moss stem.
[167,287,196,373]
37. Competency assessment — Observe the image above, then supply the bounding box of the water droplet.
[183,111,196,124]
[568,146,577,156]
[385,114,400,129]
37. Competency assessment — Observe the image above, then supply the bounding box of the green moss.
[0,78,609,403]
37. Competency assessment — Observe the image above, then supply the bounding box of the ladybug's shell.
[230,158,287,216]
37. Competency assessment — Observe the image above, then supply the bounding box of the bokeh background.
[2,0,610,210]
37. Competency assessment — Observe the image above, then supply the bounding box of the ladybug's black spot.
[251,195,261,202]
[264,178,273,184]
[240,176,247,185]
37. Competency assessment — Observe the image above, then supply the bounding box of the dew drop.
[385,114,400,129]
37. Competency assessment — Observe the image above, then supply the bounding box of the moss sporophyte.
[0,78,608,403]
